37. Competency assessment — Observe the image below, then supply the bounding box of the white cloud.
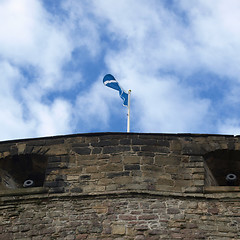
[61,1,101,57]
[179,0,240,79]
[218,118,240,135]
[86,0,240,133]
[0,61,34,140]
[75,80,112,132]
[85,0,211,132]
[130,75,210,133]
[29,98,73,137]
[0,60,74,140]
[0,0,76,140]
[0,0,73,89]
[1,0,240,140]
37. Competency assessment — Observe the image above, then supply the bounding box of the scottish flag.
[103,74,128,107]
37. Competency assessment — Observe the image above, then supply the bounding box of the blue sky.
[1,0,240,141]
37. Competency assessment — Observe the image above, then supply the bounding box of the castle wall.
[1,193,240,239]
[0,133,240,239]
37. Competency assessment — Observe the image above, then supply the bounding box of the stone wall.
[0,133,240,239]
[1,193,240,239]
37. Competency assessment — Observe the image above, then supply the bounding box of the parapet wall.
[1,132,240,195]
[0,133,240,239]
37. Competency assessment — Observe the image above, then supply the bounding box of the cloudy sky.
[1,0,240,141]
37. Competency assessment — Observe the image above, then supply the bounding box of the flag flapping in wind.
[103,74,128,107]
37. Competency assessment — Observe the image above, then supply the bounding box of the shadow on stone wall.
[204,150,240,186]
[0,154,48,189]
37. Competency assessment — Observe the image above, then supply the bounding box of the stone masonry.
[0,133,240,239]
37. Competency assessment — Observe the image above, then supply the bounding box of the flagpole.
[127,90,131,132]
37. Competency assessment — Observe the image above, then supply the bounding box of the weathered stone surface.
[45,138,65,145]
[46,145,68,155]
[67,175,79,181]
[112,224,126,235]
[0,193,239,239]
[103,146,130,154]
[107,171,130,178]
[0,133,240,239]
[141,145,170,153]
[17,143,26,154]
[79,175,91,180]
[70,187,83,193]
[99,163,123,172]
[167,208,180,214]
[123,156,139,164]
[84,166,99,173]
[157,178,174,186]
[119,139,131,145]
[155,155,180,166]
[92,147,102,154]
[124,164,140,171]
[132,138,158,146]
[73,147,91,155]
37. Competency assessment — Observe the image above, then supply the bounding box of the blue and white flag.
[103,74,128,107]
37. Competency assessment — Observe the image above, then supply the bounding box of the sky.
[1,0,240,141]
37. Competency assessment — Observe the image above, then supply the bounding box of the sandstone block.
[17,144,26,154]
[157,178,174,186]
[124,164,140,171]
[67,175,79,181]
[112,224,126,235]
[192,174,204,180]
[141,156,154,164]
[98,178,113,185]
[99,163,123,172]
[93,204,108,214]
[138,214,158,220]
[120,139,131,145]
[155,155,180,166]
[92,147,102,154]
[123,156,139,164]
[73,147,91,155]
[113,176,133,185]
[107,171,130,178]
[126,227,135,236]
[106,184,118,191]
[142,165,163,172]
[103,146,130,154]
[193,180,204,186]
[46,146,68,155]
[189,156,203,162]
[141,145,170,153]
[84,166,98,173]
[132,138,158,145]
[119,215,137,221]
[110,155,122,163]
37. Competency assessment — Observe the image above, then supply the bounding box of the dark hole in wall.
[204,150,240,186]
[0,154,48,189]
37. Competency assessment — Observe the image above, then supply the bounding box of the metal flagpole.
[127,90,131,132]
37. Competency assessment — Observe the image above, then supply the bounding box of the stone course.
[0,132,240,239]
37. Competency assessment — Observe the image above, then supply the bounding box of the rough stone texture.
[0,194,240,239]
[0,132,240,239]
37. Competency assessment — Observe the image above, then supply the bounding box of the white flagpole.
[127,90,131,132]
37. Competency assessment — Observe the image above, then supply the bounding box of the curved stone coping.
[0,132,237,144]
[1,189,240,204]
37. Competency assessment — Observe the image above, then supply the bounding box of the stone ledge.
[1,188,240,204]
[0,189,204,203]
[0,132,235,145]
[0,187,48,197]
[204,186,240,193]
